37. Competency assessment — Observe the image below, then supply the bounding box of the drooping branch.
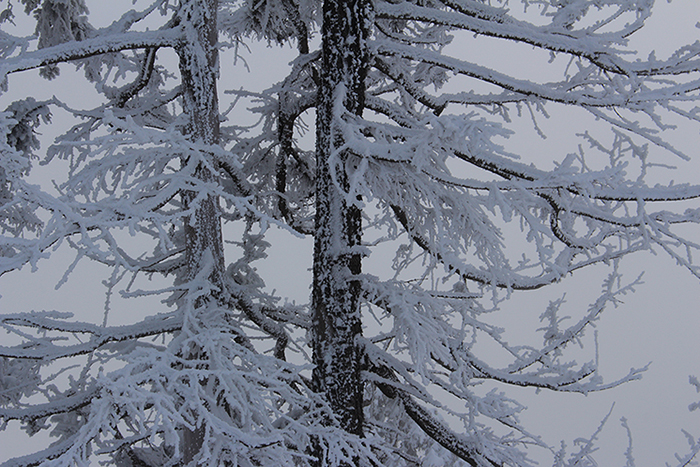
[363,279,639,394]
[0,29,182,80]
[373,57,447,115]
[389,203,658,290]
[389,203,561,290]
[376,2,700,77]
[224,283,291,361]
[114,47,158,108]
[0,312,181,360]
[372,40,700,108]
[275,49,318,231]
[367,361,499,467]
[0,388,97,423]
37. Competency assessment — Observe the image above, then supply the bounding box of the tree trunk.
[178,0,224,289]
[176,0,224,464]
[311,0,370,450]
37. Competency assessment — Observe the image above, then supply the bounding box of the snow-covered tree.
[1,0,699,466]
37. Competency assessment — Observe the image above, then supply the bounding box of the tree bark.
[175,0,224,464]
[311,0,370,450]
[177,0,224,290]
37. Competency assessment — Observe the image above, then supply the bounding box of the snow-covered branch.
[0,312,181,360]
[0,29,182,82]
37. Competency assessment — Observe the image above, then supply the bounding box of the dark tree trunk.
[175,0,224,464]
[177,0,224,290]
[311,0,370,450]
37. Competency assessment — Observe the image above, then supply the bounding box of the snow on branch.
[0,311,182,360]
[1,0,699,465]
[373,39,700,108]
[0,29,183,82]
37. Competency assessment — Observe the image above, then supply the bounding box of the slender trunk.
[178,0,224,288]
[176,0,223,464]
[311,0,370,452]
